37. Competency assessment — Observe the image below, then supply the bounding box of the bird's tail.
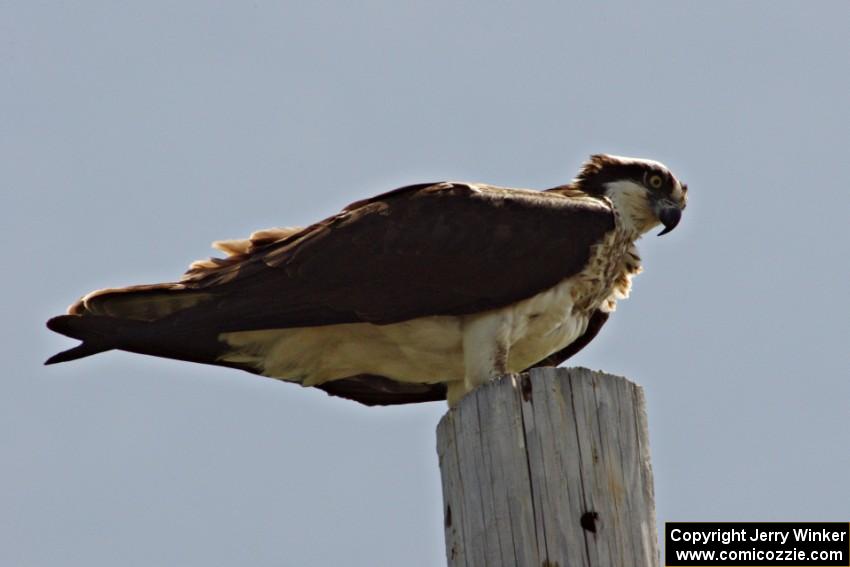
[45,314,144,364]
[45,282,212,365]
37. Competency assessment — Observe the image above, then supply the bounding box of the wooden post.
[436,366,658,567]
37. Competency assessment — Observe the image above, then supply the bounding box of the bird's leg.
[461,312,511,394]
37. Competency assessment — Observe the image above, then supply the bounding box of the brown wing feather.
[315,375,448,406]
[169,182,615,331]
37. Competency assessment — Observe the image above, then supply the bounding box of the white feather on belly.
[220,316,464,386]
[219,277,589,388]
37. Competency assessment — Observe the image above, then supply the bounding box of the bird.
[46,154,688,406]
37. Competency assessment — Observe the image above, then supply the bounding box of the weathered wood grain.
[436,367,658,567]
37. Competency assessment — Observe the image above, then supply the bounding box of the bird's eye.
[648,175,663,189]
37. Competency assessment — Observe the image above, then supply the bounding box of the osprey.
[46,154,687,406]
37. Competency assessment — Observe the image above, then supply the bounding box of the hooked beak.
[655,202,682,236]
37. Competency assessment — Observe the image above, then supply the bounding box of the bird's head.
[575,154,688,236]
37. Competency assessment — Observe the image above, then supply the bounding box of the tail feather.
[69,284,211,321]
[45,341,113,365]
[45,310,237,370]
[46,282,217,366]
[45,314,140,365]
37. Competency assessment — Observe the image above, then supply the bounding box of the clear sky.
[2,2,848,566]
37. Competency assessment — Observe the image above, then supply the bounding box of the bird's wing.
[180,182,614,330]
[315,374,448,406]
[72,182,615,331]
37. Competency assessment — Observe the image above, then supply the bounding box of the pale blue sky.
[2,2,848,566]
